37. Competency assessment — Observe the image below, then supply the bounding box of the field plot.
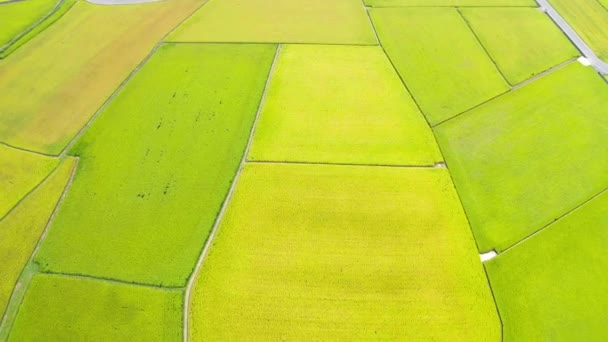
[0,0,203,155]
[365,0,535,6]
[189,163,500,341]
[0,0,58,50]
[434,63,608,252]
[461,7,578,85]
[549,0,608,62]
[0,145,58,218]
[34,44,276,286]
[167,0,376,45]
[0,158,74,318]
[248,45,441,166]
[486,190,608,340]
[370,8,509,125]
[8,274,183,341]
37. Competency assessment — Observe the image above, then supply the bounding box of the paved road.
[536,0,608,75]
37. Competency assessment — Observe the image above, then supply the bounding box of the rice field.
[189,163,499,340]
[370,8,510,125]
[0,0,606,339]
[0,145,58,218]
[461,7,579,85]
[549,0,608,62]
[486,190,608,340]
[0,158,74,318]
[0,0,203,154]
[167,0,376,45]
[8,274,183,341]
[248,44,442,166]
[434,63,608,252]
[34,43,275,286]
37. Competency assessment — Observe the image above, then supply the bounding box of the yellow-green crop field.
[0,0,606,339]
[549,0,608,62]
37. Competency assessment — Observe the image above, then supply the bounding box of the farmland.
[549,0,608,61]
[167,0,376,44]
[248,45,442,166]
[0,158,74,318]
[0,0,607,339]
[189,163,499,340]
[34,43,276,286]
[434,63,608,252]
[370,8,510,125]
[486,190,608,340]
[8,274,183,341]
[460,7,579,85]
[0,145,58,218]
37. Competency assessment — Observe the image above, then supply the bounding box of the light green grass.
[8,274,183,341]
[0,0,204,154]
[434,63,608,252]
[190,163,500,341]
[249,45,441,166]
[461,7,579,85]
[0,0,77,59]
[370,8,509,125]
[0,0,58,50]
[167,0,376,45]
[0,145,58,218]
[365,0,535,6]
[550,0,608,62]
[34,43,276,287]
[486,190,608,340]
[0,158,74,318]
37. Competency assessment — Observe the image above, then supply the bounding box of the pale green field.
[249,45,442,166]
[487,190,608,340]
[0,0,58,50]
[365,0,534,6]
[434,63,608,252]
[190,163,500,341]
[0,158,74,318]
[34,44,276,286]
[167,0,376,44]
[370,8,509,125]
[461,7,578,85]
[8,274,183,341]
[0,0,204,154]
[0,145,58,218]
[550,0,608,61]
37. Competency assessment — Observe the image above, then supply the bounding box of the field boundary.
[501,186,608,255]
[0,157,78,339]
[247,160,444,168]
[181,44,281,341]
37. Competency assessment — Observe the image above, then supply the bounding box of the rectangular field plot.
[34,44,276,286]
[550,0,608,62]
[461,7,578,85]
[434,63,608,252]
[486,190,608,340]
[7,274,183,341]
[248,45,442,166]
[189,163,500,341]
[0,145,58,218]
[370,8,509,125]
[167,0,376,45]
[0,158,74,318]
[365,0,534,6]
[0,0,202,154]
[0,0,57,49]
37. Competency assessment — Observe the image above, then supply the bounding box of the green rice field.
[0,0,606,339]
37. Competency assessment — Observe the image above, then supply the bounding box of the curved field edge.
[0,0,77,59]
[0,157,77,340]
